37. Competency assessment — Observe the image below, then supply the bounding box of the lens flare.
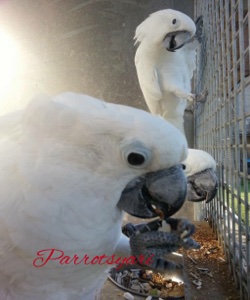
[0,30,21,106]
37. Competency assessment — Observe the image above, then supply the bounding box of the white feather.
[183,149,216,177]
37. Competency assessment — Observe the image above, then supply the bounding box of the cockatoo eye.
[182,164,186,170]
[172,18,177,24]
[127,152,146,166]
[122,140,152,168]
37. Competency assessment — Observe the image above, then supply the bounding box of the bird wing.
[135,56,163,102]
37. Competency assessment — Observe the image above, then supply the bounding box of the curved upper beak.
[186,168,218,203]
[163,30,192,52]
[117,165,187,218]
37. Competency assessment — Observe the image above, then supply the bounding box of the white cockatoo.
[134,9,218,203]
[0,92,189,300]
[134,9,198,133]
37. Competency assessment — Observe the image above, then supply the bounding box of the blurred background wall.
[0,0,193,108]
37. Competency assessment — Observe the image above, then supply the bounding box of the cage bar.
[194,0,250,298]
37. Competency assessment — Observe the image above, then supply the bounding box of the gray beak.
[117,165,187,218]
[186,168,218,203]
[163,30,192,52]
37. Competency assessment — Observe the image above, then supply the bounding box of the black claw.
[122,219,162,238]
[195,89,208,103]
[195,15,203,26]
[167,218,196,239]
[195,15,203,43]
[182,237,200,249]
[122,223,138,237]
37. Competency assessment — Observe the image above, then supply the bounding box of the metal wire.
[194,0,250,298]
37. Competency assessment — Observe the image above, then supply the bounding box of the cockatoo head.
[0,93,189,300]
[183,149,218,203]
[20,93,188,221]
[134,9,196,52]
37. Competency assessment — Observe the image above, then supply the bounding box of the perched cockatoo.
[134,9,218,203]
[134,9,199,133]
[0,92,190,300]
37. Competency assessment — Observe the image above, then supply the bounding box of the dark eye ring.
[172,19,177,24]
[127,152,146,166]
[182,164,186,170]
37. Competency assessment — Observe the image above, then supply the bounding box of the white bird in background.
[182,149,217,203]
[0,92,188,300]
[135,9,198,134]
[134,9,218,203]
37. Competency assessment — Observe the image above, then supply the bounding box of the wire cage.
[194,0,250,299]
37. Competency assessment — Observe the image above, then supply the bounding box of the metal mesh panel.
[194,0,250,298]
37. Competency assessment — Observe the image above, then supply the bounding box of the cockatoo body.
[135,9,198,133]
[0,92,188,300]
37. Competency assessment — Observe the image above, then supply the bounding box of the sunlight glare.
[0,30,20,99]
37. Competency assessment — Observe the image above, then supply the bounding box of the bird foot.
[122,218,200,270]
[195,89,208,102]
[195,15,204,43]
